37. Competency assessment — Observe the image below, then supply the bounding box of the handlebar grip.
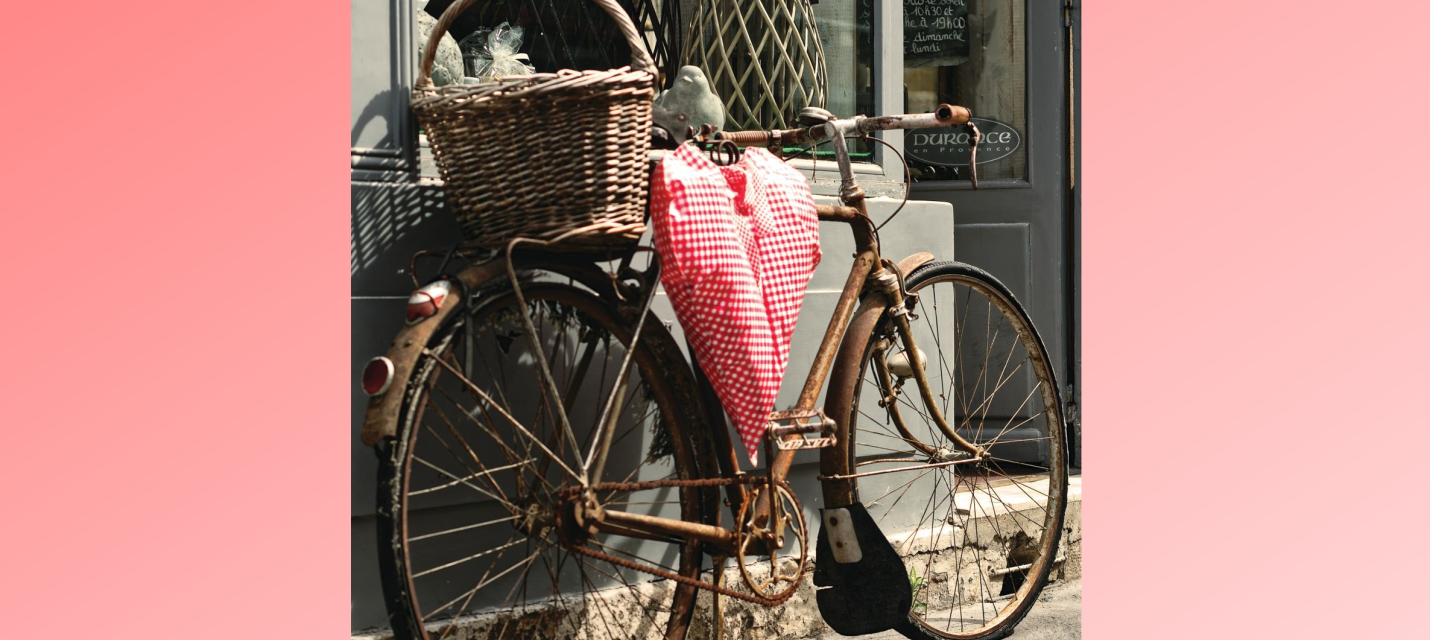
[934,104,971,125]
[858,104,971,133]
[714,130,780,147]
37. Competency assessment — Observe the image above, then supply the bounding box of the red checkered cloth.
[650,143,821,465]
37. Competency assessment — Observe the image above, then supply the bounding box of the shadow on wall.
[351,180,463,296]
[352,89,395,151]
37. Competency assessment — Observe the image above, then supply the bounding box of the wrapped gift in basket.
[412,0,658,251]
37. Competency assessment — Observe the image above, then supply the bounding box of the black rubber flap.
[813,503,912,635]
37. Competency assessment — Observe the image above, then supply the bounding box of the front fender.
[896,251,934,278]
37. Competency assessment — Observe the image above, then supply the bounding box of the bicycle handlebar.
[715,104,971,148]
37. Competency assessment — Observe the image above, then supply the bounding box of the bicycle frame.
[361,104,989,579]
[720,111,988,528]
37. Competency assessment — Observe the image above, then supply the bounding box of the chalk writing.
[904,0,969,67]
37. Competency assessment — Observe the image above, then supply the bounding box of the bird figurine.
[653,66,726,140]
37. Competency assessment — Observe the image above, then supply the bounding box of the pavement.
[353,477,1081,640]
[813,578,1081,640]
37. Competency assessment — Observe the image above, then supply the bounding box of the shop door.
[899,0,1077,464]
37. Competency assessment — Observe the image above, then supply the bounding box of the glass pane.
[815,0,875,123]
[677,0,874,159]
[902,0,1026,182]
[813,0,876,159]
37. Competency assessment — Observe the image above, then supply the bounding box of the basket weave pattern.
[413,0,656,250]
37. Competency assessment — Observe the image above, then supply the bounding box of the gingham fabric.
[650,143,821,465]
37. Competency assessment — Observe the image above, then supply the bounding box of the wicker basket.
[413,0,656,250]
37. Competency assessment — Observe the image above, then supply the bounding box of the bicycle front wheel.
[376,283,717,640]
[833,261,1069,639]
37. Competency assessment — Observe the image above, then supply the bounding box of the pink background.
[2,0,1426,637]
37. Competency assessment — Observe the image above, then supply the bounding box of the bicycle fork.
[869,267,987,463]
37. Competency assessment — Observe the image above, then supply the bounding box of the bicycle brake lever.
[964,121,980,189]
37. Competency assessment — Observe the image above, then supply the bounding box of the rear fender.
[360,260,489,446]
[360,254,635,446]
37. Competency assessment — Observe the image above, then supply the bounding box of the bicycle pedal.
[767,409,838,450]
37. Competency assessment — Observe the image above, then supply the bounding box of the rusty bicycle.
[360,104,1069,640]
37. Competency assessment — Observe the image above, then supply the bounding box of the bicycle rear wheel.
[376,283,717,640]
[831,261,1069,639]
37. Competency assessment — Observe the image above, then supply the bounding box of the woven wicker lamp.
[682,0,827,130]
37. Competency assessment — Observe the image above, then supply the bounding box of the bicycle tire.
[376,283,718,640]
[827,261,1069,640]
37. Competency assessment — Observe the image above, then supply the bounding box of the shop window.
[414,0,1025,179]
[812,0,877,161]
[900,0,1026,182]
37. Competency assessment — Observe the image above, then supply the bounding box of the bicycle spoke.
[968,328,1020,437]
[579,557,672,614]
[957,358,1027,433]
[984,458,1056,510]
[428,353,585,482]
[928,284,957,417]
[413,458,534,497]
[955,284,974,417]
[863,467,936,508]
[539,552,585,638]
[982,403,1047,448]
[409,514,521,542]
[432,384,525,472]
[895,387,938,427]
[951,471,974,632]
[985,456,1050,472]
[911,466,949,597]
[575,562,622,640]
[858,407,941,451]
[976,434,1051,448]
[971,479,1048,532]
[411,456,519,510]
[418,408,526,501]
[854,440,917,454]
[873,464,930,527]
[479,550,547,640]
[430,544,540,626]
[471,338,517,422]
[412,536,527,579]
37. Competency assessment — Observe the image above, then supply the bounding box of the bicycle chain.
[559,475,799,607]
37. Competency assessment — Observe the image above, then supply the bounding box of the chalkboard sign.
[904,0,969,68]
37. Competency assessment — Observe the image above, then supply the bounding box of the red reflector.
[362,357,395,396]
[406,280,451,325]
